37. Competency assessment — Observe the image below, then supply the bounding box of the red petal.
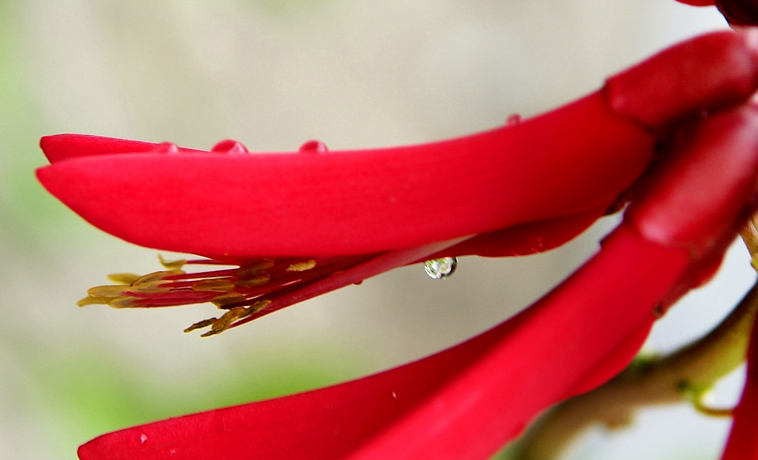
[435,207,606,258]
[39,134,203,163]
[627,101,758,257]
[38,94,653,258]
[38,31,758,259]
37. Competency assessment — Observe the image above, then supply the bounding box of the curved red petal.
[38,93,653,258]
[435,207,606,258]
[39,134,203,163]
[627,101,758,256]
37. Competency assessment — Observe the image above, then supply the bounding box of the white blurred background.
[0,1,750,459]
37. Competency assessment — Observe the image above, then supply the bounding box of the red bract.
[38,29,758,460]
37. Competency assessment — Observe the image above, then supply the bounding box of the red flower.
[37,30,758,459]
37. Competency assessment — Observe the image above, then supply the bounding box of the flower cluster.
[37,11,758,460]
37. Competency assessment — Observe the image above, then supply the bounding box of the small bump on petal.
[211,140,250,155]
[298,140,329,154]
[152,142,180,154]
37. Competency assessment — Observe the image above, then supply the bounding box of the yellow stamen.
[158,255,186,270]
[286,260,317,272]
[211,292,248,307]
[77,296,112,307]
[236,259,275,277]
[132,270,184,286]
[234,275,271,288]
[107,273,142,285]
[87,285,130,298]
[191,280,236,292]
[184,300,272,337]
[183,319,214,333]
[108,296,141,309]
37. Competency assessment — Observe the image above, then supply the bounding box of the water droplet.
[211,140,249,155]
[153,142,179,154]
[424,257,457,280]
[140,433,148,444]
[391,391,398,399]
[299,140,328,154]
[506,114,522,125]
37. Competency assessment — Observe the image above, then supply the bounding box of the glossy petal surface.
[38,94,653,258]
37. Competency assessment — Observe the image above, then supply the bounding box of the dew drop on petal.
[506,114,522,125]
[299,140,329,154]
[153,142,180,154]
[211,139,250,155]
[424,257,458,279]
[140,433,148,444]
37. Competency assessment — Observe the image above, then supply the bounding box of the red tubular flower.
[37,30,758,459]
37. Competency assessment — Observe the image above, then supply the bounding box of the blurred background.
[0,0,752,459]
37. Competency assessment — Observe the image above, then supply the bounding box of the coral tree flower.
[37,30,758,459]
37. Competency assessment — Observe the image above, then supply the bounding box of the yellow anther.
[158,255,186,270]
[87,285,130,298]
[211,292,248,307]
[107,273,142,285]
[286,260,317,272]
[108,296,141,309]
[128,282,170,293]
[186,300,272,337]
[191,280,236,292]
[184,319,214,333]
[250,299,272,312]
[132,270,183,286]
[234,275,271,288]
[236,259,276,276]
[77,296,111,307]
